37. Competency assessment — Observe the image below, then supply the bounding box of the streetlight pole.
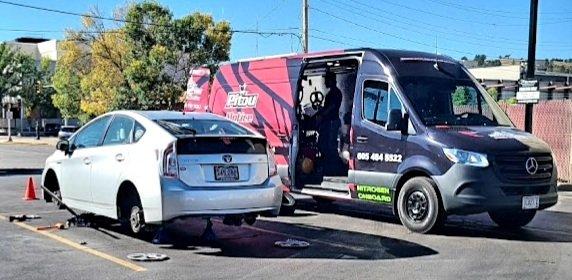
[524,0,538,133]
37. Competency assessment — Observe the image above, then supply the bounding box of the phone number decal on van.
[356,185,392,204]
[356,152,402,163]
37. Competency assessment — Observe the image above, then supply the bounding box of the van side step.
[300,188,351,200]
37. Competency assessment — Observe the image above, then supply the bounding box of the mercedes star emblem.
[525,157,538,175]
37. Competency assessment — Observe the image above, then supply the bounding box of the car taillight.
[163,142,179,178]
[267,144,277,176]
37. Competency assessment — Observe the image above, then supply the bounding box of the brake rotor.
[127,253,169,262]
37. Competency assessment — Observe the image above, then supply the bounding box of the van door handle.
[356,136,368,143]
[83,157,91,165]
[115,153,125,162]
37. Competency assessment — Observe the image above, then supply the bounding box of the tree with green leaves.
[474,54,486,67]
[52,1,232,122]
[452,86,472,106]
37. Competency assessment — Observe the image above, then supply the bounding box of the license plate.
[522,195,539,210]
[214,165,239,181]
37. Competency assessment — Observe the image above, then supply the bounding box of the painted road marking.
[0,214,146,272]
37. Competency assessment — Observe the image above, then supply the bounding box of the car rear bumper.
[159,175,283,222]
[432,164,558,215]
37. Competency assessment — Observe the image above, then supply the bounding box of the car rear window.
[177,136,267,155]
[156,119,253,136]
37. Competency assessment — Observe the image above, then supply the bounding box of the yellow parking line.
[0,214,146,272]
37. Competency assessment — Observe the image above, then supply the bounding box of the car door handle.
[115,153,125,162]
[83,157,91,165]
[356,136,368,143]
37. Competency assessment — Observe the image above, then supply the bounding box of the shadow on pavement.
[293,197,572,243]
[91,215,437,260]
[0,168,43,176]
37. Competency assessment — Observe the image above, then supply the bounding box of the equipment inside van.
[185,49,558,233]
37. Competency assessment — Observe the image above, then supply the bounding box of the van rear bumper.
[432,164,558,215]
[159,175,283,222]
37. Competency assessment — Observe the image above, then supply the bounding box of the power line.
[309,34,354,47]
[318,0,527,52]
[0,0,300,39]
[310,6,474,56]
[424,0,572,15]
[372,0,572,26]
[339,0,570,47]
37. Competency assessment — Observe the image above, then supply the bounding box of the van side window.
[363,80,390,126]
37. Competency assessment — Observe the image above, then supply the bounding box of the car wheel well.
[116,181,141,220]
[44,169,59,192]
[393,170,443,216]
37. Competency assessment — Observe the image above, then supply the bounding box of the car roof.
[128,110,227,121]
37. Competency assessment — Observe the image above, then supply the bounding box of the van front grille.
[500,185,551,196]
[493,153,553,184]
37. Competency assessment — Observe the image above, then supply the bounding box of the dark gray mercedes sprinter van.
[189,48,559,233]
[289,49,558,233]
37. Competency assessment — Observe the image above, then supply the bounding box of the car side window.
[133,121,146,142]
[103,115,135,146]
[73,116,112,149]
[363,80,390,126]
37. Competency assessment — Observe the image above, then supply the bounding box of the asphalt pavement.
[1,143,571,280]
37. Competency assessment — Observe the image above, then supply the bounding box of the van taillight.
[267,145,277,176]
[163,142,179,178]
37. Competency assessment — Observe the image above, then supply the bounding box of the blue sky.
[0,0,571,60]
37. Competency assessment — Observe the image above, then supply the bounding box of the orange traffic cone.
[23,177,38,200]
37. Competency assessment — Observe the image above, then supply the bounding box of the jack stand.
[200,218,216,242]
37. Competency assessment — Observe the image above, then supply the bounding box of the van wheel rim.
[130,207,141,232]
[406,191,428,221]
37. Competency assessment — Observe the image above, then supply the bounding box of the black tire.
[488,209,536,229]
[397,177,444,233]
[120,195,146,235]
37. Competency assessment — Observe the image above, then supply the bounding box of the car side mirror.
[56,140,70,153]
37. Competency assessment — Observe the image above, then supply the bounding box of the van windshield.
[397,61,513,127]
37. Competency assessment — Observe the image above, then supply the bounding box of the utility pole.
[524,0,538,133]
[302,0,309,53]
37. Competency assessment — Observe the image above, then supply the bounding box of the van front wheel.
[397,177,444,233]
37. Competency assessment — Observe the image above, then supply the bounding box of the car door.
[89,115,137,214]
[60,116,112,208]
[351,77,406,203]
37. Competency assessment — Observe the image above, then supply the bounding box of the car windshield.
[156,119,253,136]
[396,60,513,127]
[61,127,77,132]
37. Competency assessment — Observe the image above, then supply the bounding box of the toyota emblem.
[223,155,233,163]
[525,157,538,175]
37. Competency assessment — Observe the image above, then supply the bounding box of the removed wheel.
[488,209,536,229]
[397,177,444,233]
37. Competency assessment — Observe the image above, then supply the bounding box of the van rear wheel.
[397,177,444,233]
[488,209,536,229]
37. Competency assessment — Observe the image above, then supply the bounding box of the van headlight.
[442,148,489,167]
